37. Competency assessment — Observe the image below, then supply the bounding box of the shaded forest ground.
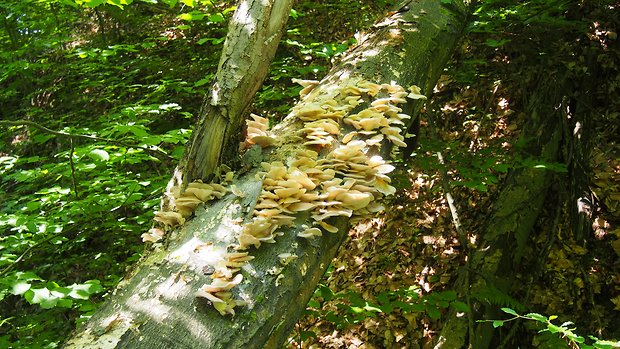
[289,1,620,347]
[0,0,619,348]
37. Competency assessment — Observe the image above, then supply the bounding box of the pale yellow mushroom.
[185,187,214,202]
[366,134,384,146]
[292,78,319,98]
[224,252,254,263]
[294,103,325,120]
[154,211,185,226]
[141,228,165,242]
[287,202,317,212]
[277,253,298,266]
[373,177,397,196]
[408,85,427,99]
[297,227,323,238]
[336,191,373,210]
[319,221,339,233]
[345,95,363,106]
[250,113,269,126]
[274,187,303,198]
[201,274,243,293]
[255,199,280,209]
[251,135,277,148]
[175,196,202,217]
[312,208,353,221]
[357,81,381,96]
[237,233,261,250]
[341,131,357,144]
[304,138,334,146]
[195,289,226,304]
[242,218,275,238]
[210,183,227,194]
[386,134,408,147]
[272,214,296,227]
[212,266,237,280]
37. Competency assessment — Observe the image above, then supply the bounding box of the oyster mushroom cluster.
[195,272,246,315]
[242,113,277,149]
[145,181,229,242]
[195,79,423,316]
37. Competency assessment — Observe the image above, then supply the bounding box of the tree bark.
[178,0,295,185]
[63,1,468,348]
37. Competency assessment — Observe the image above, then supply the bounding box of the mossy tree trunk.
[64,1,469,348]
[434,80,566,349]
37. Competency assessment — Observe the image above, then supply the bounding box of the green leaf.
[68,280,104,300]
[363,304,383,313]
[525,313,548,322]
[81,0,106,7]
[194,77,210,86]
[350,306,363,314]
[25,288,59,309]
[547,323,562,333]
[208,13,224,23]
[88,149,110,162]
[106,0,134,9]
[450,301,470,312]
[57,298,73,308]
[178,11,206,21]
[501,307,518,316]
[299,330,317,341]
[492,320,504,328]
[426,306,441,320]
[10,281,32,295]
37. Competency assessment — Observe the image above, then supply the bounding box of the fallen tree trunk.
[64,1,469,348]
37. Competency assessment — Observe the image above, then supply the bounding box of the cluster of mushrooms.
[151,78,425,315]
[142,181,230,242]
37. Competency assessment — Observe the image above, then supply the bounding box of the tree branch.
[0,120,175,161]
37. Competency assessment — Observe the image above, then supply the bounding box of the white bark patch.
[156,274,192,300]
[232,1,256,31]
[63,313,132,349]
[127,296,172,323]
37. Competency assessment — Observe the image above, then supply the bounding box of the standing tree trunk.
[177,0,295,186]
[63,1,469,348]
[435,79,566,349]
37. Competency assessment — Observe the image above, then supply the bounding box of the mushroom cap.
[154,211,185,226]
[297,227,323,238]
[336,191,373,210]
[185,187,214,202]
[319,221,339,233]
[201,274,243,293]
[237,233,261,250]
[251,135,277,148]
[141,228,165,242]
[196,289,226,303]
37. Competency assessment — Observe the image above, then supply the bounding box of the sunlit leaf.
[208,13,224,23]
[11,281,31,296]
[501,307,518,316]
[525,313,548,322]
[88,149,110,162]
